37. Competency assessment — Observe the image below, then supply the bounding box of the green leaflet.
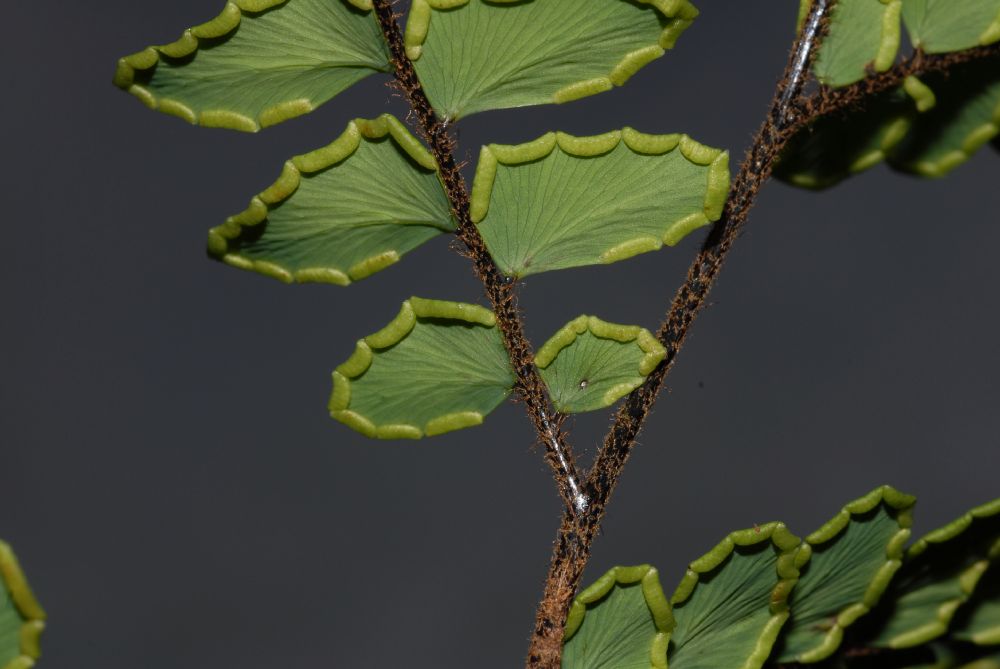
[208,115,453,286]
[562,565,673,669]
[404,0,699,119]
[868,498,1000,649]
[0,541,46,669]
[777,486,916,664]
[535,316,665,414]
[800,0,901,87]
[901,0,1000,54]
[954,566,1000,645]
[666,523,804,669]
[471,129,729,278]
[113,0,390,132]
[329,298,514,439]
[887,56,1000,177]
[775,77,934,189]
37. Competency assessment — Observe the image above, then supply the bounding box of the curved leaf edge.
[112,0,382,132]
[883,497,1000,649]
[798,0,902,87]
[563,564,674,669]
[470,128,730,268]
[403,0,700,113]
[788,485,916,663]
[982,12,1000,48]
[906,6,1000,54]
[329,297,504,439]
[956,574,1000,646]
[890,89,1000,178]
[535,315,666,411]
[779,75,935,190]
[207,114,445,286]
[0,541,46,666]
[670,521,805,669]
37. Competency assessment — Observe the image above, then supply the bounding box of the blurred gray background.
[1,1,998,667]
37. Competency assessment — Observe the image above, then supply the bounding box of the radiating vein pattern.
[563,565,673,669]
[779,487,914,663]
[209,115,454,285]
[667,524,801,669]
[805,0,901,87]
[536,316,665,414]
[472,130,728,278]
[870,499,1000,648]
[902,0,1000,53]
[406,0,698,118]
[115,0,390,131]
[330,298,515,439]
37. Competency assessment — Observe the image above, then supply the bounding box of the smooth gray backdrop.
[1,2,998,667]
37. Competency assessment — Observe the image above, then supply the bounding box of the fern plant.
[3,0,991,667]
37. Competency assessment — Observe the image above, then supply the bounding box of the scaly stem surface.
[371,0,588,516]
[528,14,1000,669]
[369,0,1000,666]
[525,3,835,665]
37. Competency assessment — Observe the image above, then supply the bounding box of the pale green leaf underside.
[405,0,699,119]
[472,129,729,278]
[536,316,665,414]
[902,0,1000,54]
[208,115,453,286]
[954,567,1000,645]
[887,57,1000,177]
[0,541,45,669]
[563,566,673,669]
[114,0,390,132]
[804,0,901,87]
[870,498,1000,648]
[775,81,926,189]
[778,486,915,663]
[329,298,514,439]
[667,523,802,669]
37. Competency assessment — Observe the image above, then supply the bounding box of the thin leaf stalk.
[525,1,838,666]
[368,1,1000,668]
[369,0,588,516]
[527,14,1000,669]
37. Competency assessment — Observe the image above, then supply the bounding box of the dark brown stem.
[526,14,1000,669]
[812,43,1000,118]
[587,39,1000,528]
[371,0,999,667]
[525,2,837,666]
[370,0,588,516]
